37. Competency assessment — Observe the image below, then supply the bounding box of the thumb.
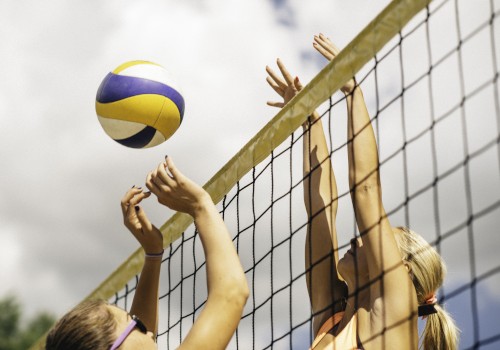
[135,206,153,233]
[294,76,303,91]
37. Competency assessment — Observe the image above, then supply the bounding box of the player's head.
[338,227,447,295]
[46,300,115,350]
[107,305,156,349]
[45,300,156,350]
[394,227,459,349]
[393,227,444,305]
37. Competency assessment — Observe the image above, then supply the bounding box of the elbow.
[223,284,249,317]
[212,277,249,311]
[351,179,381,198]
[350,181,384,210]
[231,279,249,309]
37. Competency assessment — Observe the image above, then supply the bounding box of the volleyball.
[95,60,185,148]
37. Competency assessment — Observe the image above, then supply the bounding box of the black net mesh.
[112,1,500,348]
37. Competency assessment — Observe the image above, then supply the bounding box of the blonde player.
[266,33,459,349]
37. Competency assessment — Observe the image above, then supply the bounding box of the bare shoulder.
[361,294,418,350]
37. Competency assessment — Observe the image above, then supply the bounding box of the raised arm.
[315,33,416,328]
[267,60,339,231]
[266,59,346,334]
[146,157,249,350]
[121,187,163,337]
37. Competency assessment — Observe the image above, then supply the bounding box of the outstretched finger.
[266,65,287,90]
[276,58,294,86]
[319,33,341,55]
[165,156,183,182]
[314,34,341,61]
[135,205,153,233]
[145,171,161,196]
[266,101,285,108]
[313,40,334,61]
[155,161,176,189]
[266,76,283,97]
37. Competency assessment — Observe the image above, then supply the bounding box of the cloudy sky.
[1,0,500,349]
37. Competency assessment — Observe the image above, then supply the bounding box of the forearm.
[178,199,248,349]
[194,198,248,300]
[303,111,339,217]
[130,257,162,335]
[303,111,343,284]
[346,87,380,194]
[346,87,395,270]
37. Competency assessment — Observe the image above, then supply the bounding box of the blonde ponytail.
[394,227,460,350]
[421,303,459,350]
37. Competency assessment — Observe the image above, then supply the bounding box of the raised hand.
[121,187,163,255]
[313,33,356,94]
[266,58,303,108]
[146,156,211,218]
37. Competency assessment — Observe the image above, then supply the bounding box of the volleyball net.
[31,0,500,348]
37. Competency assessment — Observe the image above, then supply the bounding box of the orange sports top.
[309,312,362,350]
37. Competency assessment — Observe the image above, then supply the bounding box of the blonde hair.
[46,299,116,350]
[394,227,460,350]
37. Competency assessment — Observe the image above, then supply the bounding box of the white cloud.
[0,226,22,285]
[1,0,499,347]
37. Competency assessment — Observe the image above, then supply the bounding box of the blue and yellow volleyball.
[95,60,185,148]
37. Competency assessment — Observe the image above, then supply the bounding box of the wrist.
[145,250,164,260]
[302,115,316,130]
[342,79,358,95]
[191,192,214,218]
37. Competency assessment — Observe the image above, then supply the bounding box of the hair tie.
[425,294,437,305]
[418,293,438,319]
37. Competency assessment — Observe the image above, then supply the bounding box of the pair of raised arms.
[121,34,351,349]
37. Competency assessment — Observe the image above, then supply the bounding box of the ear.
[403,259,413,275]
